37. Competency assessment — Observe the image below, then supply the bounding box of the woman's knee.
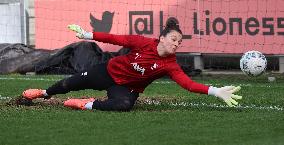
[92,98,135,111]
[115,99,134,111]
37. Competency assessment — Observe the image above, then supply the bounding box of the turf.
[0,74,284,145]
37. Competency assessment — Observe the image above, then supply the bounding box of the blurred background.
[0,0,283,74]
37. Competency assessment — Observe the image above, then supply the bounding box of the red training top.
[92,32,209,94]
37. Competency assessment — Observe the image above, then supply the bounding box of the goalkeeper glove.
[208,86,242,107]
[67,24,93,40]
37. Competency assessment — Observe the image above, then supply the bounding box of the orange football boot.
[22,89,45,100]
[64,98,95,110]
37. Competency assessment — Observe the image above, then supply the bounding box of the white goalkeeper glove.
[67,24,93,40]
[208,86,242,107]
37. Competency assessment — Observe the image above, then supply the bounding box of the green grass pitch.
[0,74,284,145]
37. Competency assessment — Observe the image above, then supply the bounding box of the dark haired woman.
[22,21,242,111]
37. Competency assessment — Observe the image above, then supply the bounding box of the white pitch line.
[0,77,60,81]
[0,96,11,100]
[142,99,284,111]
[154,81,283,88]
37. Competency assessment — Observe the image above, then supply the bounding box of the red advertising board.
[35,0,284,54]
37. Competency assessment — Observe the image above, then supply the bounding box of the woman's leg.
[23,63,114,100]
[46,63,114,96]
[92,85,139,111]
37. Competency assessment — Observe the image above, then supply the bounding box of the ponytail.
[159,18,182,39]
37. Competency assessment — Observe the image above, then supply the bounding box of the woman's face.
[159,30,182,55]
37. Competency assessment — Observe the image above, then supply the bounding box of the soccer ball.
[240,51,267,77]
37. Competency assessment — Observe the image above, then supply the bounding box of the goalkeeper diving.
[21,20,242,111]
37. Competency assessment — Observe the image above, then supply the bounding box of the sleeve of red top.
[167,63,209,94]
[92,32,144,48]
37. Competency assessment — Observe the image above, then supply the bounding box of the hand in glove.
[208,86,242,107]
[67,24,93,39]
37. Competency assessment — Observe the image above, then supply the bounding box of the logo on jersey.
[135,53,142,59]
[131,63,145,75]
[151,63,158,70]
